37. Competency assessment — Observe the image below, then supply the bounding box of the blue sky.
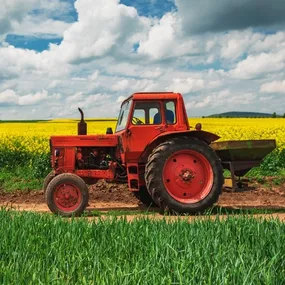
[1,0,285,119]
[5,35,62,52]
[121,0,176,18]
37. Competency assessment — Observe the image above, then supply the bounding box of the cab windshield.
[115,99,132,132]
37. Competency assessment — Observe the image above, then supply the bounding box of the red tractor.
[44,92,225,216]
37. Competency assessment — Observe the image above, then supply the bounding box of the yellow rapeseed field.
[0,118,285,155]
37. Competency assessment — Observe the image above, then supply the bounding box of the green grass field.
[0,210,284,284]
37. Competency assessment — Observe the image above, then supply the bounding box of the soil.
[1,179,285,221]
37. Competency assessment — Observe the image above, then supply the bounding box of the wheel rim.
[163,150,214,204]
[53,183,82,212]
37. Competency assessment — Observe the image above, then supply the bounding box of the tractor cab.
[114,92,190,163]
[115,92,189,132]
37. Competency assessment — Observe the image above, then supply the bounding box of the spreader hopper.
[211,140,276,191]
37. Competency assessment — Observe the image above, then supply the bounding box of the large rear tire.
[133,186,157,207]
[45,173,89,217]
[145,137,223,214]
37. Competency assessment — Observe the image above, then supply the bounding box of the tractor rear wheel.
[45,173,89,217]
[43,171,55,193]
[145,137,224,214]
[133,186,157,207]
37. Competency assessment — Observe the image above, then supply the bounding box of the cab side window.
[132,109,146,124]
[165,101,176,124]
[132,102,161,125]
[150,108,161,124]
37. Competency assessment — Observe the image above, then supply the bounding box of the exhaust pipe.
[78,108,87,135]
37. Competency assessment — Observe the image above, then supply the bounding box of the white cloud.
[112,79,129,91]
[103,62,163,78]
[19,90,48,105]
[0,89,18,105]
[110,77,158,93]
[48,0,147,64]
[260,80,285,93]
[11,18,71,38]
[186,90,257,110]
[138,13,176,59]
[166,77,205,93]
[260,96,274,101]
[137,12,199,60]
[141,68,162,79]
[251,32,285,53]
[37,0,74,20]
[71,77,87,81]
[0,0,38,38]
[66,92,84,103]
[0,89,59,106]
[0,45,71,78]
[67,93,111,110]
[88,70,99,81]
[230,51,285,79]
[221,30,262,60]
[117,96,126,103]
[54,93,113,118]
[1,0,73,40]
[80,93,111,108]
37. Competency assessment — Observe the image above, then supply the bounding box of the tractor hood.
[50,134,119,147]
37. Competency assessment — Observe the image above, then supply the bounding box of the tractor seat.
[153,110,174,124]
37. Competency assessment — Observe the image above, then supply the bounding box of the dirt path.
[1,180,285,221]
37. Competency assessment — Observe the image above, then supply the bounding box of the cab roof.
[123,92,182,104]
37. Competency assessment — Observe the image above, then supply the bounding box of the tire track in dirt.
[1,180,285,221]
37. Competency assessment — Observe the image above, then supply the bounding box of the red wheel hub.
[163,150,213,203]
[53,183,82,212]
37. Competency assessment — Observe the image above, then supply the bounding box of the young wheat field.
[0,210,285,284]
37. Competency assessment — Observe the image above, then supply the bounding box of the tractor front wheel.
[145,137,224,214]
[45,173,89,216]
[43,171,55,193]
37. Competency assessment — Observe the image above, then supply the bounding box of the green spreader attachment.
[211,139,276,191]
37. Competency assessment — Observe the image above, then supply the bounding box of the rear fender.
[139,130,220,163]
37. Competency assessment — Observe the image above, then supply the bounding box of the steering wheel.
[132,117,144,125]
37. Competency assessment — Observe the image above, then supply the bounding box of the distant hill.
[207,111,282,118]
